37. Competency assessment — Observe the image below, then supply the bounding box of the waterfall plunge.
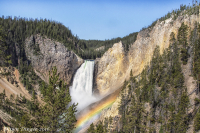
[70,60,97,112]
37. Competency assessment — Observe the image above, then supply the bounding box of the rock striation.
[25,34,83,84]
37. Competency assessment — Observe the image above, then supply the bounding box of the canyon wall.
[95,14,199,95]
[25,34,83,84]
[94,14,199,132]
[94,42,128,95]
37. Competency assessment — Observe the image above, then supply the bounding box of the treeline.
[0,1,199,62]
[0,15,76,50]
[0,15,138,61]
[0,25,12,67]
[78,32,138,59]
[0,16,77,64]
[141,2,199,32]
[82,1,200,59]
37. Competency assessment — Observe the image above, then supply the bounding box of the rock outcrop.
[94,41,128,95]
[25,34,83,84]
[94,14,199,95]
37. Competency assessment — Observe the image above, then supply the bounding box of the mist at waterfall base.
[69,60,118,132]
[70,60,98,112]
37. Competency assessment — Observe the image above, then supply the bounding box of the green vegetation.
[0,67,77,132]
[178,22,189,65]
[88,123,95,133]
[39,67,77,132]
[78,32,138,59]
[194,109,200,132]
[92,21,200,132]
[1,1,197,62]
[0,16,138,60]
[193,23,200,84]
[0,15,138,100]
[0,25,12,66]
[18,60,44,94]
[141,2,199,32]
[116,37,188,132]
[1,1,200,132]
[88,121,105,133]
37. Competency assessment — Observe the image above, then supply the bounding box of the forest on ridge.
[0,1,200,133]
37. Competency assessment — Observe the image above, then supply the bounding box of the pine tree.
[130,69,133,78]
[96,121,104,133]
[124,97,147,133]
[178,22,189,64]
[36,67,77,132]
[174,90,189,132]
[178,23,188,48]
[103,117,109,132]
[31,90,39,116]
[194,109,200,132]
[88,123,95,133]
[0,25,12,66]
[11,113,34,133]
[2,89,5,103]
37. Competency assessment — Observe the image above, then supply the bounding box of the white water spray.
[70,60,97,112]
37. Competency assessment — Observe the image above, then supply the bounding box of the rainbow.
[74,92,118,133]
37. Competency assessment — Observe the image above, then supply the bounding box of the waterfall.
[70,60,97,112]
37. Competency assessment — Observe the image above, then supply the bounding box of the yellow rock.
[95,15,199,96]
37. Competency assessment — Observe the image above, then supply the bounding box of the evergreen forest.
[0,1,200,133]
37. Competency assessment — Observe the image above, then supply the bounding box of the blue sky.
[0,0,194,40]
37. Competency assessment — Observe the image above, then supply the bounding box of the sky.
[0,0,196,40]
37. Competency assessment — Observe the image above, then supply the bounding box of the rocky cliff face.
[127,15,198,77]
[94,14,199,95]
[94,41,128,95]
[25,34,83,84]
[94,14,199,132]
